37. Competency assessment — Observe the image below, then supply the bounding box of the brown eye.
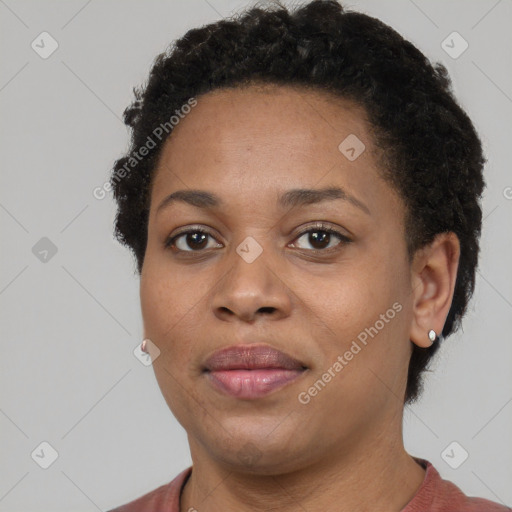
[165,229,222,252]
[305,230,332,250]
[291,225,351,252]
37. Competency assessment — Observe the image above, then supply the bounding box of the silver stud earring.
[428,329,437,343]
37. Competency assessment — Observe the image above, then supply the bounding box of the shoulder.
[403,459,511,512]
[106,467,192,512]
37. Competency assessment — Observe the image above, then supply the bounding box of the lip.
[203,344,308,399]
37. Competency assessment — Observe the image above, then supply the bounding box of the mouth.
[202,344,308,399]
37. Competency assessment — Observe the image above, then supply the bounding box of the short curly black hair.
[110,0,485,403]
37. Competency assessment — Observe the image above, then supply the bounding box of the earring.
[141,339,149,353]
[428,329,437,343]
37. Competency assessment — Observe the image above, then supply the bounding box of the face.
[140,84,416,474]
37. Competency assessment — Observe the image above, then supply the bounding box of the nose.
[211,243,293,323]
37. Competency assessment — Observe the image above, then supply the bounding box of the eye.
[290,223,351,252]
[164,223,351,255]
[165,227,222,252]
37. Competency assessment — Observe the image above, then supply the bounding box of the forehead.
[169,84,369,151]
[151,84,380,197]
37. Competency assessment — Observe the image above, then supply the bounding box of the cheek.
[140,274,172,338]
[308,256,410,383]
[140,269,192,357]
[140,260,221,376]
[140,270,206,417]
[140,257,205,334]
[314,262,398,332]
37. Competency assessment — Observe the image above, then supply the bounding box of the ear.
[410,232,460,348]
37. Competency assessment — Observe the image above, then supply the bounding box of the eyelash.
[164,222,352,255]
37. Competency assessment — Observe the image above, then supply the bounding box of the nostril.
[258,307,276,314]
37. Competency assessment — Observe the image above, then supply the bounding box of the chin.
[200,424,313,475]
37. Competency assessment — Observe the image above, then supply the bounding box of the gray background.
[1,0,511,510]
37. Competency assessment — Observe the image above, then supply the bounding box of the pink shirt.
[108,459,510,511]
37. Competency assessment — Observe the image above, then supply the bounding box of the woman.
[107,1,509,510]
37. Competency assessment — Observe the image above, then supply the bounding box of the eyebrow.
[156,186,371,215]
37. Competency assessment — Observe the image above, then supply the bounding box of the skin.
[140,84,460,512]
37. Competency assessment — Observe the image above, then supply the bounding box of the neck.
[180,428,425,512]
